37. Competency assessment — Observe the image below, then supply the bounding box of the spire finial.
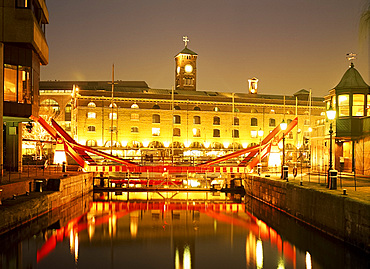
[183,36,189,47]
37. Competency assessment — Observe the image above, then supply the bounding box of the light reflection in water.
[306,251,312,269]
[256,239,263,269]
[183,244,191,269]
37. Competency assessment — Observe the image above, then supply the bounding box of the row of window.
[86,125,294,139]
[86,112,300,127]
[4,64,32,104]
[86,101,297,114]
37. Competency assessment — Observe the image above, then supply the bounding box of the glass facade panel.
[352,94,364,116]
[4,65,17,102]
[338,94,349,116]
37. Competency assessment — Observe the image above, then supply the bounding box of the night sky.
[41,0,369,97]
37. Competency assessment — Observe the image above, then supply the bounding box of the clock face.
[177,66,180,74]
[184,64,193,73]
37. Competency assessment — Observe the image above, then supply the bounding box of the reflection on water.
[0,191,369,269]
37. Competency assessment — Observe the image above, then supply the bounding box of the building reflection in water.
[2,191,367,269]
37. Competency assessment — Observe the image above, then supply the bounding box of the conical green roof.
[335,63,369,90]
[175,46,198,57]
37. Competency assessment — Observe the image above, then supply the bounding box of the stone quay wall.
[244,175,370,252]
[0,173,94,235]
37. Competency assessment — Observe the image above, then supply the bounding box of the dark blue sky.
[41,0,369,96]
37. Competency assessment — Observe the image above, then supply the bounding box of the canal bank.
[244,174,370,252]
[0,172,94,235]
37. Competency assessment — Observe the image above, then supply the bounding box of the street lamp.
[258,128,264,175]
[280,120,288,180]
[326,104,337,189]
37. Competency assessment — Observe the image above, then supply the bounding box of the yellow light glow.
[121,141,128,147]
[184,64,193,73]
[268,146,281,168]
[243,143,249,148]
[176,66,180,74]
[308,127,312,132]
[256,239,263,269]
[164,141,170,147]
[184,141,191,147]
[204,141,210,148]
[54,143,66,165]
[130,216,138,238]
[175,248,180,269]
[223,142,230,148]
[74,233,79,262]
[142,141,150,147]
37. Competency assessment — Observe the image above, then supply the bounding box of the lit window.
[87,112,96,119]
[88,102,96,108]
[213,129,220,137]
[109,102,117,108]
[131,103,139,109]
[269,118,275,127]
[173,128,181,136]
[233,117,239,126]
[338,94,349,116]
[270,109,275,114]
[251,130,257,138]
[131,127,139,133]
[152,128,160,136]
[131,113,139,121]
[251,118,257,126]
[193,128,201,137]
[152,114,160,123]
[213,116,220,125]
[232,129,239,138]
[4,64,17,102]
[109,113,117,120]
[213,107,220,112]
[193,116,201,124]
[16,0,28,8]
[87,126,95,132]
[352,94,364,116]
[173,115,181,124]
[86,140,97,147]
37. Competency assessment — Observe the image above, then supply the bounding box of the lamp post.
[326,105,337,189]
[258,128,264,175]
[280,120,288,180]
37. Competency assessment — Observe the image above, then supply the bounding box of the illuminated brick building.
[39,41,325,165]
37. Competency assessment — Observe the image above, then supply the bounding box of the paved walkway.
[262,169,370,205]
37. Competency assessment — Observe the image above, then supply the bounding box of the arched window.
[251,118,258,126]
[234,108,240,112]
[213,107,220,112]
[131,126,139,133]
[86,140,97,147]
[270,109,275,114]
[193,116,201,124]
[109,102,117,108]
[40,99,61,117]
[213,116,220,125]
[87,126,95,132]
[152,104,160,109]
[152,114,160,123]
[88,102,96,108]
[251,108,258,113]
[213,129,220,137]
[269,118,276,127]
[131,103,139,109]
[174,105,181,110]
[173,128,181,137]
[233,117,239,126]
[194,106,201,111]
[173,115,181,124]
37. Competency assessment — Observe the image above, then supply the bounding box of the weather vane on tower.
[183,36,189,47]
[346,52,357,67]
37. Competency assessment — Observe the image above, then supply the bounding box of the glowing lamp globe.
[280,120,287,131]
[326,105,336,120]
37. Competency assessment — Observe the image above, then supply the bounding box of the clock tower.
[175,36,198,91]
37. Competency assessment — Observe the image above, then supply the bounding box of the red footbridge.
[31,115,297,176]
